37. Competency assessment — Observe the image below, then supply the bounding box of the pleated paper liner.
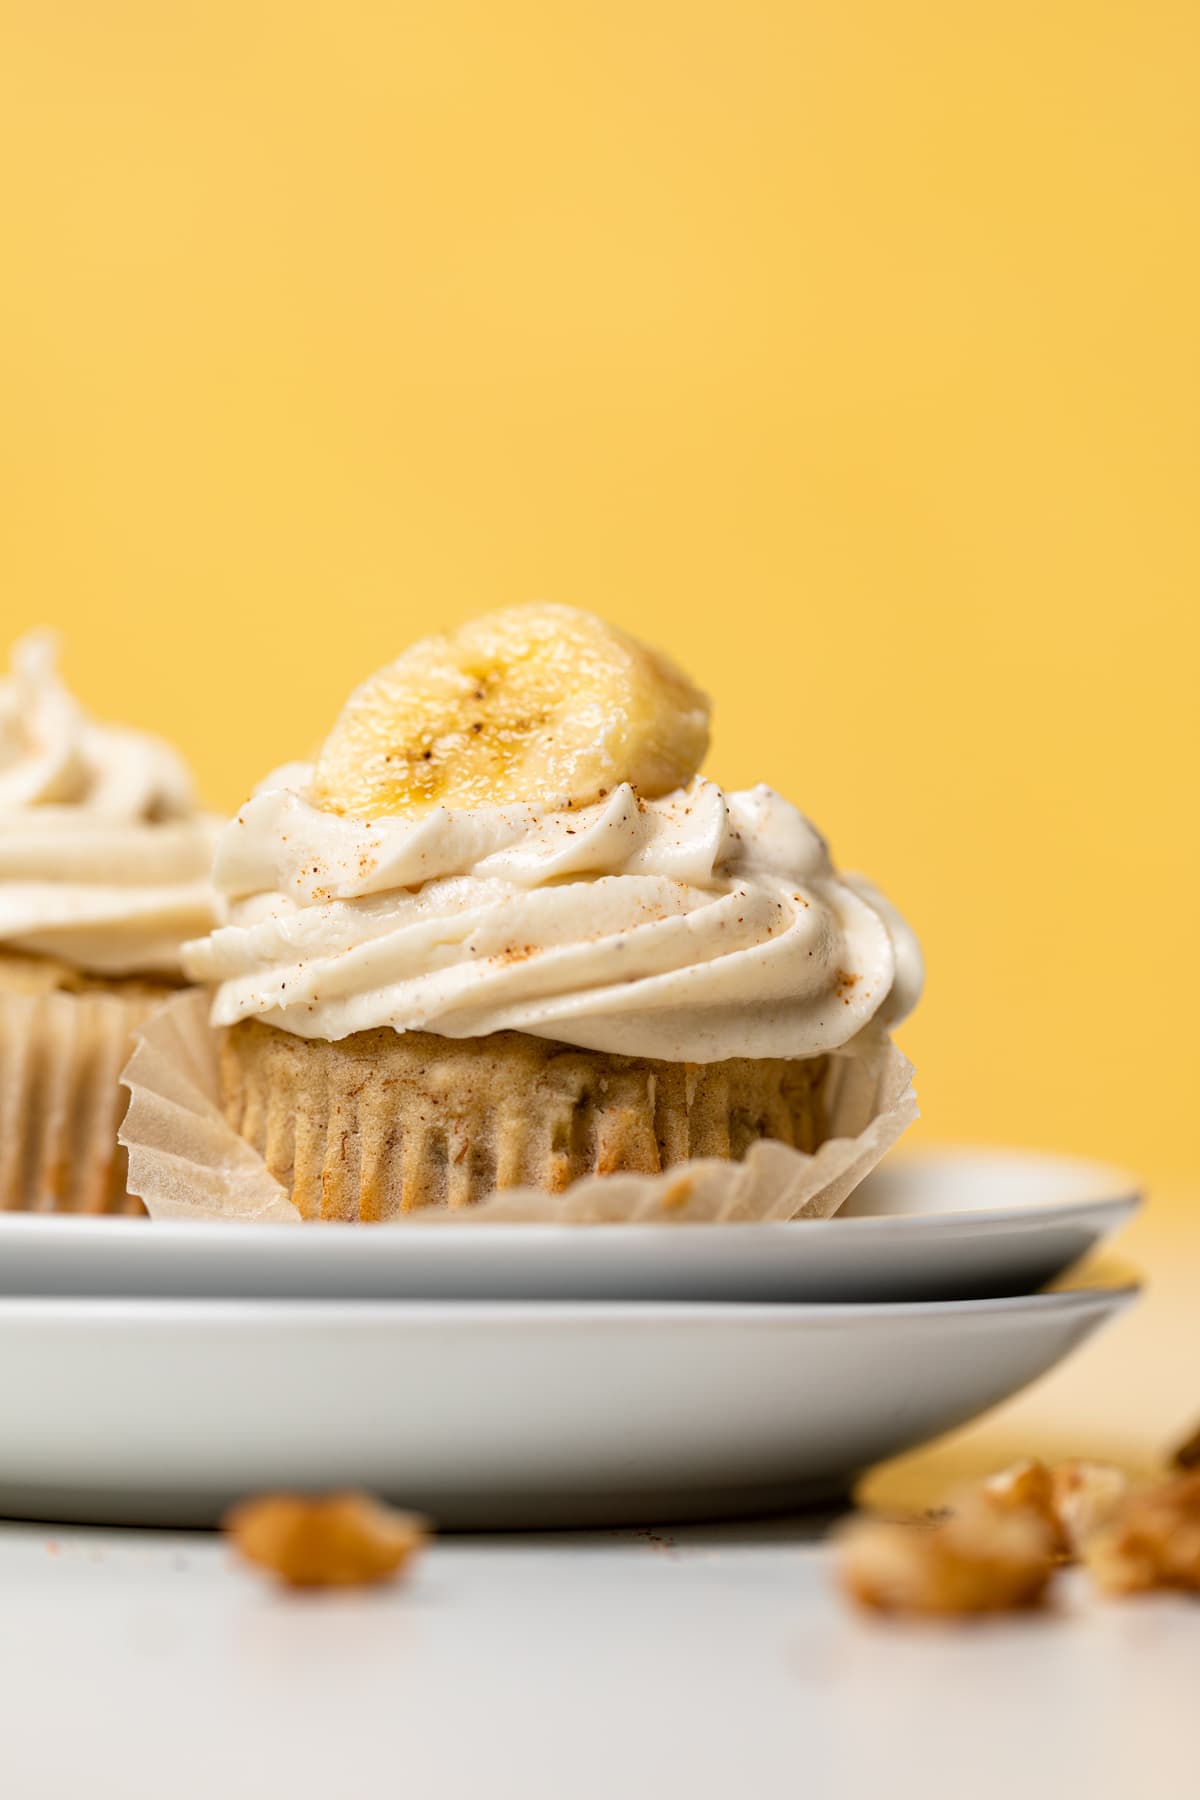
[217,1018,837,1217]
[0,980,175,1214]
[119,989,918,1224]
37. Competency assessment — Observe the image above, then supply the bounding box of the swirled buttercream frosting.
[0,633,218,976]
[184,765,921,1062]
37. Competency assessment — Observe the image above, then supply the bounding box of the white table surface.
[3,1193,1195,1799]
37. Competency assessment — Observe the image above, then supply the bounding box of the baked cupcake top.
[185,605,921,1061]
[0,633,219,977]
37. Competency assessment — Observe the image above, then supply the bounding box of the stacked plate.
[0,1149,1139,1528]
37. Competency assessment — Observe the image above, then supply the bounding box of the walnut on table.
[839,1457,1132,1619]
[1170,1421,1200,1472]
[838,1499,1057,1618]
[224,1491,430,1589]
[1084,1472,1200,1597]
[977,1459,1068,1555]
[980,1457,1130,1560]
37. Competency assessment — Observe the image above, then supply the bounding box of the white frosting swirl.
[185,765,921,1061]
[0,633,219,976]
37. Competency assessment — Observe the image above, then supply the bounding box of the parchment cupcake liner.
[216,1018,831,1219]
[120,989,918,1225]
[0,979,175,1215]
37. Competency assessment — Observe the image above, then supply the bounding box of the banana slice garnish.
[310,603,711,818]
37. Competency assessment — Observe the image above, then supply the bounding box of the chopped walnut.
[978,1459,1068,1555]
[975,1457,1131,1560]
[224,1491,430,1589]
[1171,1421,1200,1472]
[838,1499,1057,1617]
[1049,1461,1131,1556]
[1084,1472,1200,1596]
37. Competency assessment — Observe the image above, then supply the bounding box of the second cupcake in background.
[0,633,219,1214]
[177,604,922,1221]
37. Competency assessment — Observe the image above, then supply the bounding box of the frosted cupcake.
[0,634,218,1213]
[181,605,921,1220]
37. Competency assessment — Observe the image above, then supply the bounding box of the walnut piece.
[224,1491,430,1589]
[1171,1421,1200,1472]
[1049,1461,1131,1556]
[979,1459,1068,1555]
[838,1500,1057,1617]
[1084,1472,1200,1596]
[977,1457,1130,1559]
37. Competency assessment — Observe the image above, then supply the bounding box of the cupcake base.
[0,952,177,1215]
[219,1019,830,1220]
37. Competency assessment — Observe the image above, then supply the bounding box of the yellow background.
[1,4,1196,1181]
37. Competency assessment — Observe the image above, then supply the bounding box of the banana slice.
[310,603,711,818]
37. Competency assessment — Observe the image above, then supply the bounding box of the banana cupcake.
[0,633,218,1213]
[177,605,921,1220]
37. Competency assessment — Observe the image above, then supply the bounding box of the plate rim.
[0,1279,1141,1327]
[0,1193,1142,1251]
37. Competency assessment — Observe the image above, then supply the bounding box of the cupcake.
[0,633,218,1213]
[178,604,921,1220]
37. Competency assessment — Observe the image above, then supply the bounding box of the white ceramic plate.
[0,1150,1140,1303]
[0,1278,1136,1528]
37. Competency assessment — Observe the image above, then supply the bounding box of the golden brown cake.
[220,1017,828,1219]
